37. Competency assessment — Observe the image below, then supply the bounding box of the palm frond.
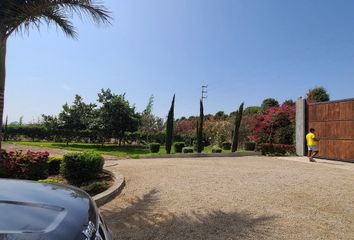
[0,0,111,39]
[42,9,77,38]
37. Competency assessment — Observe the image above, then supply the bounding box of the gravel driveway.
[101,156,354,240]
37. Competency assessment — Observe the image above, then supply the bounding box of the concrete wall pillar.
[296,98,306,156]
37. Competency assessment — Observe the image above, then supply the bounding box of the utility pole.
[201,85,208,102]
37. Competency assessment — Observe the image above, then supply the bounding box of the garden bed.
[0,150,113,197]
[41,171,114,197]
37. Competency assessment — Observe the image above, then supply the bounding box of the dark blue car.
[0,179,112,240]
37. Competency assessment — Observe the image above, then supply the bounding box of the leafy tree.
[58,95,96,145]
[214,111,228,120]
[243,106,261,116]
[0,0,111,148]
[260,98,279,114]
[231,102,244,152]
[175,118,196,146]
[196,100,204,153]
[204,118,232,147]
[307,87,330,102]
[41,115,60,134]
[282,99,295,107]
[165,95,175,154]
[143,95,154,116]
[97,89,140,145]
[140,95,163,142]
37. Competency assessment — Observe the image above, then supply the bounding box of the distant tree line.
[2,87,330,149]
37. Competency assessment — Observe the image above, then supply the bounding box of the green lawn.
[8,141,244,158]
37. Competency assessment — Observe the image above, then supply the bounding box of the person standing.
[306,128,320,162]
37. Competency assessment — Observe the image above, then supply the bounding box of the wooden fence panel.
[307,99,354,161]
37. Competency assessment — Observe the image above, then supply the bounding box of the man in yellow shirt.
[306,128,319,162]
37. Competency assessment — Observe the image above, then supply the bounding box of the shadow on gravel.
[102,189,277,240]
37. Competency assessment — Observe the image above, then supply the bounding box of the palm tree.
[0,0,111,148]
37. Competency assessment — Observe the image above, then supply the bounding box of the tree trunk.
[0,40,7,150]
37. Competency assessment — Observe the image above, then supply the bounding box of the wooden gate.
[307,98,354,161]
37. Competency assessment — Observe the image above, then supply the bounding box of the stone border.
[93,169,125,207]
[138,151,261,159]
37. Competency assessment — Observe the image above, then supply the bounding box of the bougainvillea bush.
[0,150,49,180]
[249,105,296,145]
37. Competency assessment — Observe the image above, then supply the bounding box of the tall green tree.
[196,100,204,153]
[307,87,330,102]
[58,95,96,145]
[97,89,140,145]
[243,106,261,116]
[165,95,175,154]
[140,95,163,142]
[41,114,60,141]
[0,0,111,148]
[231,102,244,152]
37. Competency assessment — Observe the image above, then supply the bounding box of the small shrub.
[244,142,256,151]
[48,157,63,175]
[60,152,104,185]
[149,143,161,153]
[193,143,204,152]
[0,150,49,180]
[260,143,295,156]
[174,142,185,153]
[212,147,222,153]
[182,147,194,153]
[222,142,232,150]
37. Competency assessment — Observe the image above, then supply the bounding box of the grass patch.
[8,141,247,158]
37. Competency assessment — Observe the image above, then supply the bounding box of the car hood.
[0,179,98,240]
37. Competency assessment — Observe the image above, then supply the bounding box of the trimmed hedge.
[48,157,63,175]
[212,147,222,153]
[244,142,256,151]
[0,150,49,180]
[222,142,232,150]
[174,142,185,153]
[182,147,194,153]
[260,143,295,156]
[60,152,104,185]
[149,143,161,153]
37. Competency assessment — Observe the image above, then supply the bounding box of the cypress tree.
[165,95,175,154]
[231,102,244,152]
[197,100,204,153]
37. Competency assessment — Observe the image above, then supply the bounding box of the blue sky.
[4,0,354,122]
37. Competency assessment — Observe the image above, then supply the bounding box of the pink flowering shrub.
[0,150,49,180]
[249,105,295,145]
